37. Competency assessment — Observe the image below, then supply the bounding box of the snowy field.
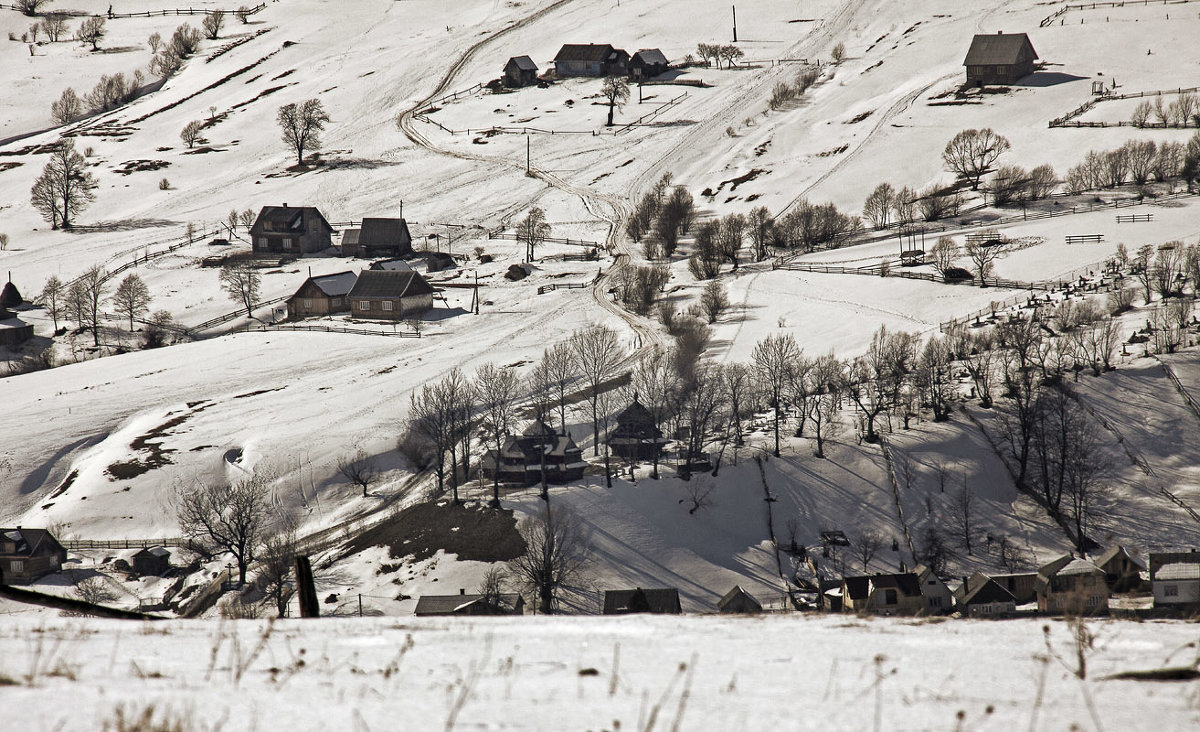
[2,612,1200,731]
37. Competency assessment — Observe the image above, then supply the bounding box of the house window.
[255,237,267,248]
[303,299,313,309]
[1165,584,1180,597]
[382,301,394,311]
[883,589,897,605]
[283,239,293,250]
[358,301,370,311]
[930,596,942,608]
[10,560,23,573]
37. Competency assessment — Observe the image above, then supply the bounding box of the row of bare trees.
[1064,133,1200,192]
[1130,92,1200,128]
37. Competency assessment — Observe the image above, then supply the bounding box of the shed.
[717,585,762,614]
[131,546,171,576]
[504,55,539,88]
[343,218,414,259]
[414,590,525,616]
[963,32,1038,87]
[286,270,358,320]
[554,44,629,77]
[629,49,669,80]
[347,270,435,321]
[602,587,681,614]
[249,204,334,255]
[0,527,67,584]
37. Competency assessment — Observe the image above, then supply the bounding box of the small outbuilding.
[0,527,67,584]
[963,31,1038,87]
[717,585,762,614]
[249,204,334,255]
[603,587,682,615]
[629,49,669,80]
[347,270,435,320]
[0,309,33,347]
[503,55,539,88]
[414,590,525,616]
[286,270,358,320]
[991,572,1038,604]
[131,546,172,576]
[554,44,629,78]
[342,218,414,259]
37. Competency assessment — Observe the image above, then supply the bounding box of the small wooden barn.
[342,217,414,259]
[607,396,669,460]
[554,44,629,77]
[990,572,1038,604]
[414,590,525,616]
[286,270,358,320]
[629,49,669,80]
[249,204,334,255]
[347,270,434,320]
[0,527,67,584]
[503,55,539,87]
[717,585,762,614]
[131,546,171,576]
[963,32,1038,87]
[603,588,682,615]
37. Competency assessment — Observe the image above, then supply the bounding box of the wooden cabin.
[718,585,762,614]
[954,572,1017,617]
[342,218,414,259]
[0,527,67,584]
[414,590,525,616]
[607,397,669,460]
[249,204,334,255]
[554,44,629,77]
[963,32,1037,87]
[629,49,669,80]
[1035,555,1109,615]
[286,270,357,320]
[602,588,682,614]
[131,546,171,576]
[503,55,539,87]
[346,270,434,321]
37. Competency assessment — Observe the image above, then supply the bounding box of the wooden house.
[607,397,669,460]
[131,546,171,576]
[347,270,434,321]
[481,420,587,486]
[841,573,926,615]
[717,585,762,614]
[0,527,67,584]
[249,204,334,255]
[342,218,414,259]
[629,49,669,80]
[503,55,539,87]
[1152,561,1200,610]
[915,563,953,614]
[954,572,1017,617]
[602,587,682,614]
[286,270,358,320]
[990,572,1038,604]
[554,44,629,77]
[1096,545,1146,593]
[413,589,525,616]
[963,32,1038,87]
[1035,555,1109,615]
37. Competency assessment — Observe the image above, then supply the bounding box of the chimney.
[997,30,1003,35]
[282,202,288,208]
[459,588,466,595]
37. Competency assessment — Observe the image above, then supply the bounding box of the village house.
[717,585,762,614]
[629,49,669,80]
[553,44,629,77]
[347,270,435,321]
[1096,545,1147,593]
[1035,555,1110,615]
[1151,561,1200,611]
[249,204,334,255]
[840,573,926,615]
[607,396,669,460]
[341,218,414,259]
[503,55,539,88]
[991,572,1038,604]
[0,527,67,584]
[602,587,682,614]
[286,270,357,320]
[414,589,525,616]
[963,31,1038,87]
[481,420,587,486]
[131,546,172,577]
[954,572,1018,617]
[915,564,954,614]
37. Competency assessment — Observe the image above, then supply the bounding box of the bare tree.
[17,0,51,16]
[601,75,630,127]
[201,10,225,40]
[474,363,521,506]
[67,265,106,346]
[409,372,460,500]
[516,207,551,262]
[862,183,895,229]
[236,6,252,23]
[1131,100,1153,128]
[74,576,118,605]
[675,363,728,480]
[627,348,677,478]
[830,42,846,64]
[477,565,507,607]
[947,483,976,554]
[218,261,260,317]
[257,527,297,617]
[180,120,204,149]
[718,44,745,68]
[747,206,774,261]
[942,128,1011,189]
[507,505,591,613]
[569,324,625,456]
[680,479,715,514]
[277,98,330,167]
[852,529,884,571]
[721,362,752,448]
[752,333,802,456]
[177,473,273,584]
[50,87,81,124]
[110,273,151,331]
[929,236,959,280]
[337,448,381,498]
[30,138,97,229]
[700,280,730,323]
[39,275,65,331]
[806,353,842,458]
[963,238,1007,285]
[75,15,105,51]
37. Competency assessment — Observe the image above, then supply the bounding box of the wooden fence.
[488,231,600,248]
[1041,0,1200,26]
[414,82,485,116]
[614,92,689,135]
[64,538,188,550]
[106,4,265,19]
[537,282,590,295]
[1050,86,1200,127]
[252,323,421,338]
[185,293,289,334]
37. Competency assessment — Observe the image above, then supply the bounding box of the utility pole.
[732,5,738,43]
[526,135,531,174]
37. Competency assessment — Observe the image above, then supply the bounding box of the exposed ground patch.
[343,501,526,563]
[105,403,211,480]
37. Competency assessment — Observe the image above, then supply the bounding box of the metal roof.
[309,271,358,297]
[358,218,412,249]
[1156,563,1200,581]
[963,32,1037,67]
[555,44,618,63]
[347,270,434,299]
[507,55,538,71]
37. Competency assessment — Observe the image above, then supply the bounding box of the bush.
[699,280,729,323]
[159,178,170,190]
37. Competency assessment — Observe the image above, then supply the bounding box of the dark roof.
[252,205,332,234]
[133,546,171,559]
[555,43,617,63]
[342,229,360,247]
[957,572,1016,606]
[0,527,65,558]
[718,585,763,613]
[348,270,434,299]
[1037,554,1075,579]
[843,573,922,599]
[611,398,663,439]
[507,55,538,71]
[358,218,412,249]
[413,593,524,616]
[0,281,22,309]
[603,588,681,614]
[963,32,1037,67]
[1096,545,1146,571]
[632,49,669,66]
[522,420,557,439]
[307,271,358,297]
